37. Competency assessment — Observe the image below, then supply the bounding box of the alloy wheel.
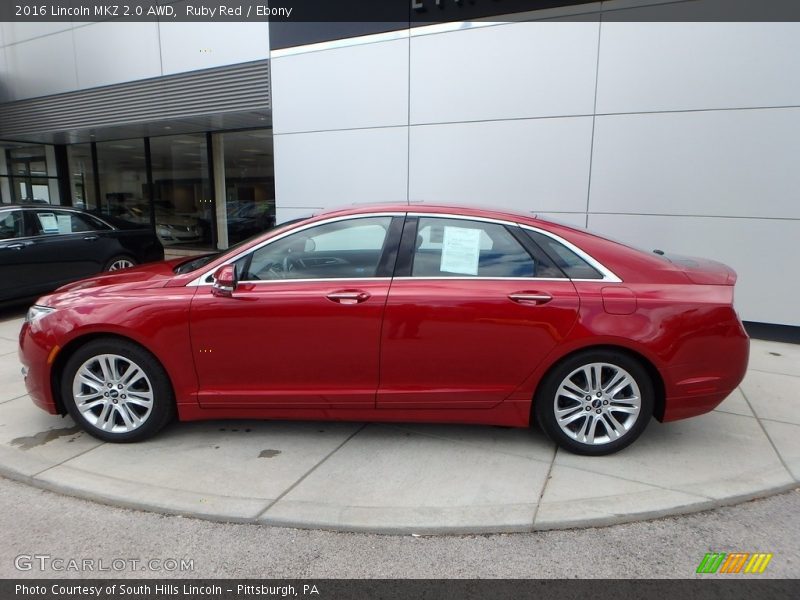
[71,354,154,433]
[554,362,642,446]
[107,258,135,271]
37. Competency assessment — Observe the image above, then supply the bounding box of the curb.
[1,452,796,535]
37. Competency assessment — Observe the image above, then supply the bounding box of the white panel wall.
[410,22,599,123]
[159,21,270,75]
[0,22,72,45]
[409,117,593,213]
[590,108,800,218]
[275,207,321,224]
[3,31,78,99]
[535,212,589,229]
[0,17,271,99]
[588,214,800,326]
[597,23,800,113]
[274,127,408,209]
[73,23,161,89]
[271,39,409,134]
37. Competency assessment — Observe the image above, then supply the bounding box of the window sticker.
[440,226,481,276]
[56,215,72,234]
[37,213,59,234]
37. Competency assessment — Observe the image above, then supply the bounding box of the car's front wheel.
[534,350,654,456]
[61,339,174,442]
[105,255,137,271]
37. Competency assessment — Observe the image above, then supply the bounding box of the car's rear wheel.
[61,339,174,442]
[105,255,137,271]
[534,350,654,456]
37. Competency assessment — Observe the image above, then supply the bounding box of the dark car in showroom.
[0,204,163,304]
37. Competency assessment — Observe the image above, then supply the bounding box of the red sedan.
[18,204,749,455]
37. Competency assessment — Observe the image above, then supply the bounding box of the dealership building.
[0,0,798,327]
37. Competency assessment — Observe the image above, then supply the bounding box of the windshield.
[172,218,309,274]
[173,253,220,274]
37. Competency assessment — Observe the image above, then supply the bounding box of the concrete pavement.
[2,476,798,578]
[1,311,798,534]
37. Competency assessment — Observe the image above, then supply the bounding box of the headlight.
[25,305,56,323]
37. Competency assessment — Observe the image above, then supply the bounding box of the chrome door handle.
[508,292,553,305]
[2,243,25,250]
[83,235,99,241]
[326,290,371,305]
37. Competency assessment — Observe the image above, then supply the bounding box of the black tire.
[61,339,175,443]
[534,350,654,456]
[104,255,137,271]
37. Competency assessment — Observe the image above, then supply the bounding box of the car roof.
[314,201,545,225]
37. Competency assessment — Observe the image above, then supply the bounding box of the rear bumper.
[661,332,750,422]
[662,390,737,422]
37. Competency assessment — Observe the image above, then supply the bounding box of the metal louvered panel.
[0,60,270,140]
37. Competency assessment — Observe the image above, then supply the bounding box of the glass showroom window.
[3,145,61,204]
[149,134,213,249]
[95,139,149,226]
[219,129,275,246]
[66,143,97,210]
[0,144,10,204]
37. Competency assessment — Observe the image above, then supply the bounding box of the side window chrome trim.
[189,212,405,287]
[393,276,568,282]
[215,277,392,285]
[518,224,622,283]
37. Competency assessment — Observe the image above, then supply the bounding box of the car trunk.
[661,253,737,285]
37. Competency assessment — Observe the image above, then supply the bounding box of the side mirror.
[211,265,238,297]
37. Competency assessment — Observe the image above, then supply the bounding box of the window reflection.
[24,128,276,251]
[96,139,148,225]
[150,134,212,248]
[66,144,96,210]
[220,130,275,246]
[3,145,60,204]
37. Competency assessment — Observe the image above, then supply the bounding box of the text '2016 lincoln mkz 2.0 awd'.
[18,204,749,455]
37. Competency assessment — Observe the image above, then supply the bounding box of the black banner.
[3,0,800,23]
[2,579,799,600]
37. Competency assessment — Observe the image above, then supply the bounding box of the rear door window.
[0,210,24,239]
[524,229,603,280]
[32,210,111,235]
[411,217,558,278]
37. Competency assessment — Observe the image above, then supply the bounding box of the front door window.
[237,216,393,281]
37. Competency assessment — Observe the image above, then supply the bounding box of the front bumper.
[18,320,60,415]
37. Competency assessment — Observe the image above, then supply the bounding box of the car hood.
[41,260,185,306]
[156,214,199,227]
